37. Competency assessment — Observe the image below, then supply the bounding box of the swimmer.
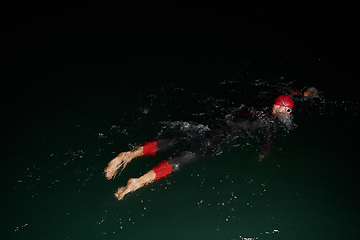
[105,88,318,200]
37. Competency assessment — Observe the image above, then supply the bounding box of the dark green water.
[2,52,359,239]
[2,5,359,239]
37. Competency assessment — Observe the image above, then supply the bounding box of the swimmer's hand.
[258,153,266,161]
[304,87,318,98]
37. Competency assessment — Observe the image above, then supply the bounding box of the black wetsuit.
[154,108,279,172]
[146,90,306,179]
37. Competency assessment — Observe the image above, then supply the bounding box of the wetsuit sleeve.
[260,139,272,156]
[259,120,276,157]
[240,116,275,157]
[236,118,274,157]
[289,90,303,96]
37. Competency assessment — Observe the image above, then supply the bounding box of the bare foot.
[104,152,133,180]
[115,178,141,200]
[114,170,156,200]
[105,147,143,180]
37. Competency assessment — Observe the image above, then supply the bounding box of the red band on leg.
[142,141,158,156]
[152,160,172,181]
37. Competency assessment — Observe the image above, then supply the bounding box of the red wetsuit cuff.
[142,141,158,156]
[152,160,172,181]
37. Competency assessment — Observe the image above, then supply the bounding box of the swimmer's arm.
[258,140,272,161]
[290,87,318,98]
[258,153,266,161]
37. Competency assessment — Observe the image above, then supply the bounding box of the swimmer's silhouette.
[105,88,318,200]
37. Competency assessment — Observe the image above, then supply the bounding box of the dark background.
[1,0,357,136]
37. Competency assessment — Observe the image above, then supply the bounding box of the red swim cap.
[274,95,294,109]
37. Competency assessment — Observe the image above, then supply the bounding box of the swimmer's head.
[273,95,294,116]
[274,95,294,109]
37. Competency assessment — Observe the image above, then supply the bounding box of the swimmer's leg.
[114,152,197,200]
[104,139,176,180]
[166,151,198,172]
[115,160,171,200]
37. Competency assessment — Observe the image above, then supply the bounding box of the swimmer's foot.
[114,170,156,201]
[104,148,143,180]
[104,152,132,179]
[115,178,138,200]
